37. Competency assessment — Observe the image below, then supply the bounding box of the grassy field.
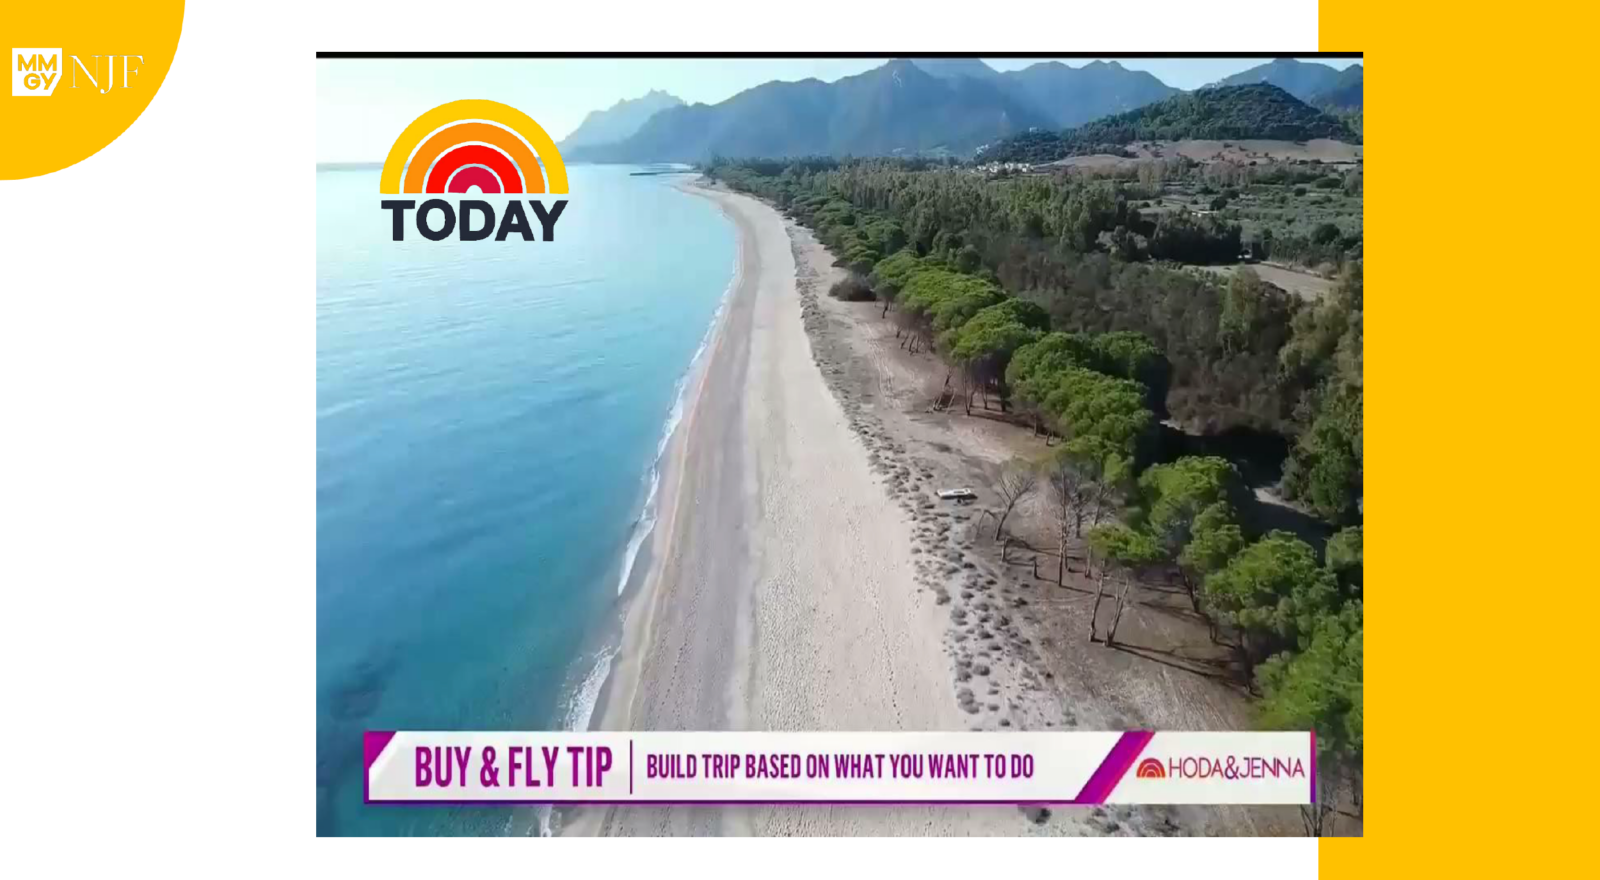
[1195,262,1338,300]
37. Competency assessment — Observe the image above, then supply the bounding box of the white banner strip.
[363,731,1313,805]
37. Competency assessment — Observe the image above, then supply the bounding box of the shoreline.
[557,178,755,835]
[563,179,1032,836]
[531,179,743,838]
[547,180,746,836]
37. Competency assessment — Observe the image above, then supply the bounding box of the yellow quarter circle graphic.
[0,1,186,180]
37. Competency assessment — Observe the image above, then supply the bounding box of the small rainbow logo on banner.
[1135,758,1165,779]
[378,99,567,195]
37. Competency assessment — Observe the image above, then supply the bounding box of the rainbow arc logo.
[1135,758,1166,779]
[379,99,567,195]
[378,99,568,242]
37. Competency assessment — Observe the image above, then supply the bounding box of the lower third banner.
[364,731,1315,805]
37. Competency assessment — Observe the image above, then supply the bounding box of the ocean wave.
[563,646,616,733]
[615,257,738,597]
[613,467,659,597]
[542,251,741,838]
[539,644,618,836]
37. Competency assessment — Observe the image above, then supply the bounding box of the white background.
[0,1,1321,874]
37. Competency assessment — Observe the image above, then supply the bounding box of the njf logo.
[13,48,144,97]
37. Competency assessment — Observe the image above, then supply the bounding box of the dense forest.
[979,84,1360,165]
[713,159,1362,454]
[708,157,1363,827]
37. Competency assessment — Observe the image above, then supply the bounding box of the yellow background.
[0,1,185,179]
[1321,0,1589,873]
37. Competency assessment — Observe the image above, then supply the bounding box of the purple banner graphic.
[361,731,1314,806]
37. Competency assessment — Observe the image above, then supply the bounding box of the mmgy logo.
[13,48,145,97]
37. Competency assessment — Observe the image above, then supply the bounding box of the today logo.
[378,99,569,242]
[13,48,145,97]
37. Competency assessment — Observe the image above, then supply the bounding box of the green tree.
[1203,530,1340,662]
[1140,456,1247,541]
[1282,384,1363,523]
[1006,332,1102,433]
[1042,368,1153,461]
[870,250,924,319]
[1179,503,1246,627]
[1219,267,1295,355]
[948,300,1048,413]
[1257,602,1363,835]
[1092,330,1171,411]
[1138,454,1247,612]
[1324,526,1362,592]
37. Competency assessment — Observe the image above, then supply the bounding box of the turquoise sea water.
[316,166,735,836]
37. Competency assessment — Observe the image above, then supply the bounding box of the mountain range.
[558,89,685,151]
[568,60,1051,163]
[1308,64,1363,111]
[906,56,1178,125]
[564,58,1359,163]
[979,84,1360,164]
[979,60,1179,128]
[1212,58,1363,110]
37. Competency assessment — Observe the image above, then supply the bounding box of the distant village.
[972,161,1037,175]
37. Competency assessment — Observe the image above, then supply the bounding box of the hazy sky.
[316,57,1361,163]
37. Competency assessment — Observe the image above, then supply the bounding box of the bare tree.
[1086,544,1110,642]
[1085,524,1160,645]
[1047,459,1091,586]
[1085,464,1119,532]
[1301,767,1340,837]
[991,463,1038,540]
[1105,534,1160,646]
[1106,568,1136,645]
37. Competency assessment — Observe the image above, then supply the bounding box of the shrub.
[829,274,875,302]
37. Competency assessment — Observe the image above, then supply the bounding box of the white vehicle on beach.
[936,488,977,502]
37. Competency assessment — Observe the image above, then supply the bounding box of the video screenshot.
[315,53,1363,839]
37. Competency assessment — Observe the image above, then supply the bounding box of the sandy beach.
[564,182,1032,836]
[564,180,1305,837]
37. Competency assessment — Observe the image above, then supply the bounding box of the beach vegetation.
[706,157,1360,516]
[706,158,1363,822]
